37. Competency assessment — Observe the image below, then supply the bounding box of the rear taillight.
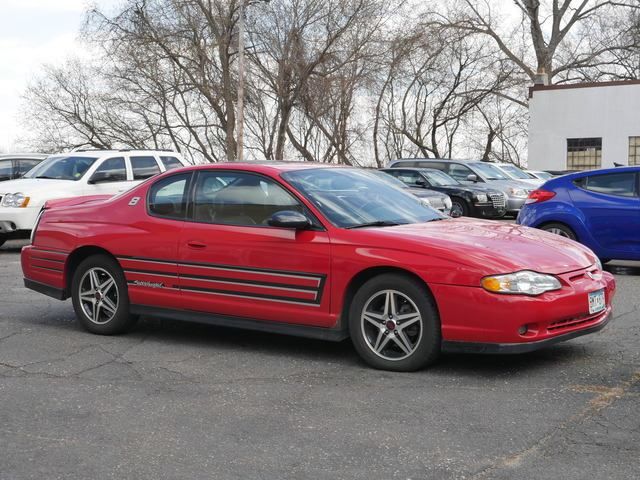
[525,189,556,204]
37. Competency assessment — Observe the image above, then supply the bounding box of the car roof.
[0,153,48,160]
[556,165,640,180]
[175,161,349,175]
[382,167,443,173]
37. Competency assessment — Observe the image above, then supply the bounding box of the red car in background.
[21,163,615,371]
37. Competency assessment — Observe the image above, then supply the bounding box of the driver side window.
[91,157,127,183]
[448,164,473,182]
[193,171,303,226]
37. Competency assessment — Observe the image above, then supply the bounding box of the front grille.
[548,311,603,332]
[429,197,445,210]
[489,193,505,209]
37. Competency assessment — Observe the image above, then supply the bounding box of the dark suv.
[0,154,47,182]
[389,159,534,215]
[381,168,506,218]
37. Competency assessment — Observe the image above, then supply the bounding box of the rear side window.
[131,156,161,180]
[160,156,183,171]
[16,159,41,176]
[148,173,191,219]
[576,172,637,197]
[0,159,11,180]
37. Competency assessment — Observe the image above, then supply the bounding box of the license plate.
[588,289,606,315]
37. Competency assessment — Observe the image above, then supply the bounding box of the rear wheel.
[71,254,136,335]
[349,274,441,372]
[540,222,577,240]
[450,197,469,217]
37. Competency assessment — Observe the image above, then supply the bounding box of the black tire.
[71,254,136,335]
[450,197,469,218]
[0,235,6,248]
[349,274,441,372]
[540,222,577,241]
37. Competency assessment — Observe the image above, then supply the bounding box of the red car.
[21,163,615,371]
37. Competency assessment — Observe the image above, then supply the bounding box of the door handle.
[187,241,207,249]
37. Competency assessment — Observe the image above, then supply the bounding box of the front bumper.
[430,267,616,346]
[0,206,40,233]
[505,196,527,214]
[473,203,506,218]
[442,310,611,354]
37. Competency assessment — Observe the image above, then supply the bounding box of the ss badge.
[128,197,140,206]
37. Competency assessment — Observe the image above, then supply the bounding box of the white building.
[528,80,640,172]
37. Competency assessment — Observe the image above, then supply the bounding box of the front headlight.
[421,198,431,207]
[481,270,562,296]
[444,197,452,209]
[473,193,488,203]
[508,188,529,198]
[1,192,30,208]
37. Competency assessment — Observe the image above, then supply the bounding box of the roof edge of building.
[528,79,640,98]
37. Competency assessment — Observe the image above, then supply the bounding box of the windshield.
[282,168,444,228]
[497,164,532,180]
[471,162,511,180]
[421,169,459,186]
[24,156,98,181]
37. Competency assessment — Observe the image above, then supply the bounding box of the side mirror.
[415,179,427,187]
[466,174,478,183]
[88,172,115,184]
[268,210,311,229]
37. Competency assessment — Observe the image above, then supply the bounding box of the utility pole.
[236,0,246,161]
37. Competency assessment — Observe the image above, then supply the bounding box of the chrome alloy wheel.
[78,267,119,325]
[361,290,423,361]
[547,227,571,238]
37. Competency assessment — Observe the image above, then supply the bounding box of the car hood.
[446,184,503,196]
[0,178,77,194]
[407,188,449,200]
[368,218,596,275]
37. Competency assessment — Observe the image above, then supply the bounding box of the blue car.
[517,166,640,262]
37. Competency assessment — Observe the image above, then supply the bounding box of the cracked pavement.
[1,240,639,479]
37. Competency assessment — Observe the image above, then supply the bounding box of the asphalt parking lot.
[1,239,639,480]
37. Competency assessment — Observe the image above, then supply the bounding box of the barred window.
[567,138,602,171]
[629,137,640,166]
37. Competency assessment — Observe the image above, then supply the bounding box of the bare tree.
[441,0,640,84]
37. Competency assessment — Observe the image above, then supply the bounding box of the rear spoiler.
[44,195,113,210]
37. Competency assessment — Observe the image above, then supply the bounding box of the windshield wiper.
[34,175,58,179]
[345,221,403,229]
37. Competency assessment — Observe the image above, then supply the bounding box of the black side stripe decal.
[124,267,318,292]
[117,255,324,281]
[119,255,327,306]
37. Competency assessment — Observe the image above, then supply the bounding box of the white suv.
[0,149,191,246]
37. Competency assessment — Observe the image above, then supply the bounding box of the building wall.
[528,83,640,171]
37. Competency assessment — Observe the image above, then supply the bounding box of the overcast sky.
[0,0,119,152]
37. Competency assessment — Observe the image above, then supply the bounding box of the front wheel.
[349,274,441,372]
[0,235,6,248]
[450,197,469,217]
[540,222,577,240]
[71,254,136,335]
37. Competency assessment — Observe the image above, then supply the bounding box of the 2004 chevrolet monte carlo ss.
[21,163,615,371]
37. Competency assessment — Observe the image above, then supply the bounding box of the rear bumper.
[441,310,611,354]
[24,278,67,300]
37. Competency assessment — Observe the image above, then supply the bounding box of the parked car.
[370,170,453,215]
[0,154,47,182]
[388,159,534,216]
[525,170,554,180]
[0,149,190,247]
[492,162,543,187]
[22,163,614,372]
[380,168,506,218]
[517,166,640,262]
